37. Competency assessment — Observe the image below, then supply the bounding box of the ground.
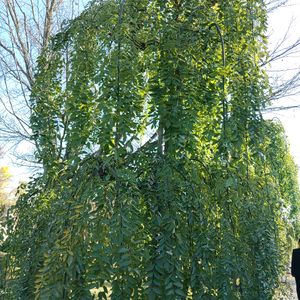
[287,274,297,299]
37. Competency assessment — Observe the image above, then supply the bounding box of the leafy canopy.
[1,0,299,299]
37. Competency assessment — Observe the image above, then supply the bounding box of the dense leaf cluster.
[1,0,299,299]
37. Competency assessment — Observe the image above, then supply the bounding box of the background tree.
[0,0,86,166]
[0,166,11,218]
[0,162,11,296]
[265,0,300,110]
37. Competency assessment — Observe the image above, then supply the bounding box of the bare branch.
[266,0,289,12]
[0,0,87,167]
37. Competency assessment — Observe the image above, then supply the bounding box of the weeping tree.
[1,0,299,299]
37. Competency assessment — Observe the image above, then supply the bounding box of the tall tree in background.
[0,147,11,218]
[265,0,300,105]
[0,0,86,165]
[0,166,11,215]
[1,0,299,299]
[0,162,11,296]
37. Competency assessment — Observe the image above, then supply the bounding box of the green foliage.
[1,0,299,299]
